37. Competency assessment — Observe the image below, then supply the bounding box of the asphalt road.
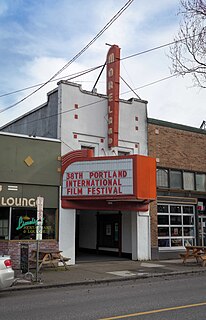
[1,273,206,320]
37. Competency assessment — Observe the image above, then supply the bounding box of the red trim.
[61,151,156,204]
[61,149,94,173]
[62,199,149,211]
[107,45,120,148]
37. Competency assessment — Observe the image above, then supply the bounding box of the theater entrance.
[75,210,122,260]
[97,213,122,256]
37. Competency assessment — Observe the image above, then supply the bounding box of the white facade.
[57,81,150,264]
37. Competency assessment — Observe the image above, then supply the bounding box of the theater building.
[148,118,206,259]
[0,132,61,268]
[1,45,156,264]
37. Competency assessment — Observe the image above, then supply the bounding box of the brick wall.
[0,240,59,269]
[148,123,206,171]
[148,120,206,256]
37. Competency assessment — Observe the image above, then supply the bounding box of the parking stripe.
[98,301,206,319]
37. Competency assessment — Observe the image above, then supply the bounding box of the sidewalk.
[7,256,206,291]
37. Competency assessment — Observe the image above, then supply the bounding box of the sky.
[0,0,205,129]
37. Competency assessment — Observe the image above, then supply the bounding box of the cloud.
[0,0,205,129]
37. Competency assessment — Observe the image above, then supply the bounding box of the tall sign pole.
[36,196,44,282]
[106,44,120,148]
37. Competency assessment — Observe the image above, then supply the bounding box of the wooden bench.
[199,254,206,267]
[179,253,199,264]
[29,250,71,271]
[180,246,206,265]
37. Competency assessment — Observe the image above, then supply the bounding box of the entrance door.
[198,216,206,246]
[97,213,122,256]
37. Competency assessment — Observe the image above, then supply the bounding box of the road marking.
[107,271,137,277]
[140,262,165,268]
[98,301,206,319]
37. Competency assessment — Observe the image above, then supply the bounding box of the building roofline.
[0,87,58,130]
[0,130,61,143]
[148,118,206,134]
[58,80,148,104]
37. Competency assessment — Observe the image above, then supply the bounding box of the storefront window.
[183,206,194,214]
[171,239,182,247]
[158,204,195,250]
[158,215,169,225]
[170,215,182,225]
[158,227,169,236]
[157,205,168,213]
[0,208,9,240]
[10,208,56,240]
[170,205,181,213]
[158,239,169,247]
[171,227,182,236]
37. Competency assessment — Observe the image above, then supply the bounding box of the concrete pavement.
[5,254,206,291]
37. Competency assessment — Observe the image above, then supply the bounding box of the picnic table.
[29,249,70,271]
[179,245,206,266]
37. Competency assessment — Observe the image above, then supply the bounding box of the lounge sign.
[62,158,133,199]
[0,197,36,207]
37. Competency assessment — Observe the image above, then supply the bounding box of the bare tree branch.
[170,0,206,87]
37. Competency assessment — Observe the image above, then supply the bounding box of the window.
[157,168,206,192]
[183,172,195,190]
[157,169,168,188]
[158,215,169,225]
[196,173,206,192]
[158,204,195,250]
[170,170,182,189]
[0,208,9,240]
[118,151,131,156]
[10,208,56,240]
[81,145,95,156]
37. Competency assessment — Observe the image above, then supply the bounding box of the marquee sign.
[62,151,156,202]
[106,44,120,148]
[62,158,133,199]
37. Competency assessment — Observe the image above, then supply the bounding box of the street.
[1,273,206,320]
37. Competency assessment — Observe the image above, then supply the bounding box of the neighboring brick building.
[148,118,206,259]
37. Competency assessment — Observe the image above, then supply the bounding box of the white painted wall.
[58,81,150,261]
[59,207,76,265]
[59,82,148,157]
[131,211,151,260]
[122,212,132,254]
[79,212,96,249]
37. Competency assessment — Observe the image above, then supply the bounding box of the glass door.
[198,216,206,246]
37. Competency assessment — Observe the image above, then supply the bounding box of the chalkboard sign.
[20,243,29,274]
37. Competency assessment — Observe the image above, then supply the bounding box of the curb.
[3,268,206,292]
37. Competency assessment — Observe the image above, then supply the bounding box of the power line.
[0,72,178,132]
[0,0,134,114]
[0,30,202,104]
[121,31,206,62]
[0,65,103,98]
[121,74,178,96]
[0,97,107,130]
[120,76,141,99]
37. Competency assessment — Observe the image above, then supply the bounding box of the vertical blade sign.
[106,45,120,148]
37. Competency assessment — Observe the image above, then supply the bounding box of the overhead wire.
[0,65,103,98]
[0,72,177,131]
[121,74,178,96]
[0,0,134,114]
[0,28,203,107]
